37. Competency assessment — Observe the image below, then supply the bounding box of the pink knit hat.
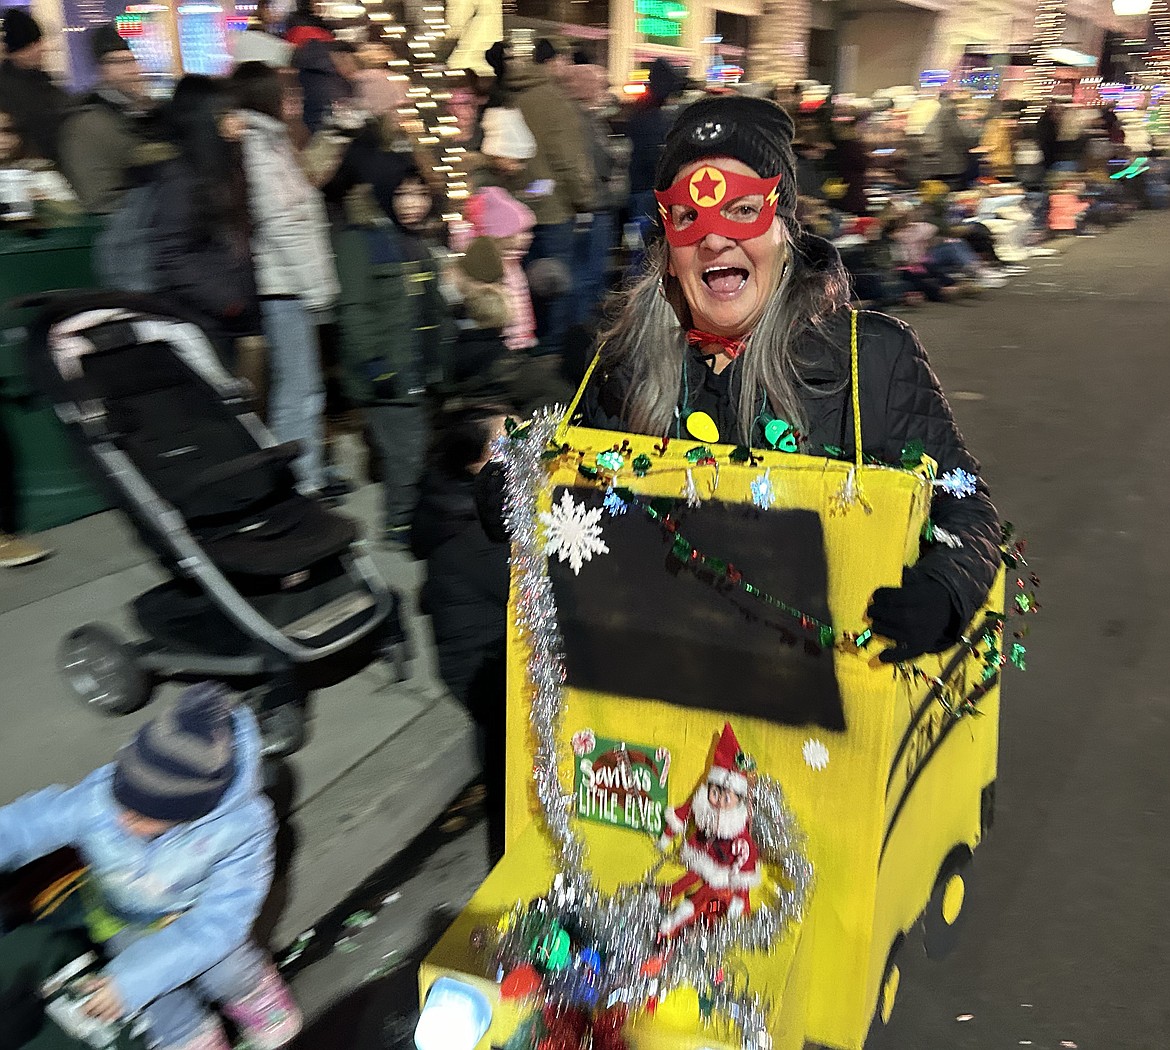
[466,186,536,239]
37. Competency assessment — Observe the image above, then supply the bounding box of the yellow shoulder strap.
[557,317,862,456]
[850,308,863,467]
[557,342,605,444]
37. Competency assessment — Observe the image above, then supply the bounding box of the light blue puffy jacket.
[0,708,275,1015]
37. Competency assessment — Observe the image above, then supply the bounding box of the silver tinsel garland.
[496,412,814,1050]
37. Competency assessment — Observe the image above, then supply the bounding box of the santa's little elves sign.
[572,729,670,834]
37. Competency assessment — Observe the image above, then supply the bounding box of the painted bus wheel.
[867,934,905,1045]
[924,847,973,959]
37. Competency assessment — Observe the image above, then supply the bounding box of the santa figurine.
[657,722,762,938]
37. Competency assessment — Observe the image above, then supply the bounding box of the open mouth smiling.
[702,266,750,295]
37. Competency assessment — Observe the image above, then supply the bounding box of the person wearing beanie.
[458,234,505,285]
[331,160,451,548]
[58,21,151,213]
[0,8,67,162]
[411,398,513,860]
[0,683,302,1049]
[462,185,538,350]
[622,56,683,226]
[533,37,571,85]
[479,105,537,165]
[561,92,1002,666]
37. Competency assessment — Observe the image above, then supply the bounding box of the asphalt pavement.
[877,215,1170,1050]
[287,213,1170,1050]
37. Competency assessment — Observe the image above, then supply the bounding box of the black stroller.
[25,292,409,755]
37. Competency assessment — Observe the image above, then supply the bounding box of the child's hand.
[79,976,125,1023]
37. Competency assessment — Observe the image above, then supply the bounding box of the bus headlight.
[414,977,493,1050]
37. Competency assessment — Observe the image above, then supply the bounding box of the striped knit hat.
[113,683,235,823]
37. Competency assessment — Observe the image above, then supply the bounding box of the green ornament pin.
[764,418,799,453]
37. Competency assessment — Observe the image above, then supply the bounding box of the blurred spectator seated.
[0,106,79,225]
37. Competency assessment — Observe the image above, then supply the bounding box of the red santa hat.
[705,722,753,796]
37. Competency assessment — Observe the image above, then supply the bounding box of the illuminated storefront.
[47,0,241,88]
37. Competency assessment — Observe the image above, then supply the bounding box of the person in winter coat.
[413,401,511,706]
[621,57,683,225]
[0,683,300,1050]
[0,9,67,164]
[228,0,293,68]
[472,105,547,215]
[461,186,537,351]
[1035,100,1061,174]
[283,0,332,47]
[0,103,79,224]
[412,401,511,857]
[504,51,595,352]
[922,94,978,189]
[140,76,258,367]
[59,23,152,214]
[292,38,355,133]
[566,62,625,326]
[827,109,869,216]
[571,95,1001,662]
[331,165,451,546]
[231,61,339,497]
[444,240,513,380]
[977,100,1021,181]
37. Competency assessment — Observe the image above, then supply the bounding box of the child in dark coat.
[412,401,511,859]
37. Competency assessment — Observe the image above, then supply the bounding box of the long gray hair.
[598,224,852,445]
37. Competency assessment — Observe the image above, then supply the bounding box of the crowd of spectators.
[1,5,1168,758]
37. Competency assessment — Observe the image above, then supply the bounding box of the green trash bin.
[0,220,109,533]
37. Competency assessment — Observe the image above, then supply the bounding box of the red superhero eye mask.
[654,166,782,247]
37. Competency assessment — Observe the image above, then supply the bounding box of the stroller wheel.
[257,702,307,759]
[60,624,151,716]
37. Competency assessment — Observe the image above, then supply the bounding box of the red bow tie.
[687,329,748,359]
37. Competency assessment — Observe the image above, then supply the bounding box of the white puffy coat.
[239,110,339,311]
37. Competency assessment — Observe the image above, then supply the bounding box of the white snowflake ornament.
[802,738,830,771]
[540,491,610,575]
[751,468,775,510]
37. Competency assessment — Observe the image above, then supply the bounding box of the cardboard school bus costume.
[419,322,1007,1050]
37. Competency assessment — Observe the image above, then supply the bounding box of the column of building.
[746,0,812,86]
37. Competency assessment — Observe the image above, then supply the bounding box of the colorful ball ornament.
[765,418,799,453]
[536,925,572,971]
[499,964,543,1000]
[685,410,720,443]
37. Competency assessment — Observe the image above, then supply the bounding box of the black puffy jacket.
[412,468,509,715]
[145,157,258,341]
[574,307,1001,638]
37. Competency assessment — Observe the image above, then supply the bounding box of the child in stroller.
[0,684,298,1050]
[25,292,408,755]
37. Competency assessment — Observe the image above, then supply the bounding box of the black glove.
[868,572,960,664]
[474,461,509,544]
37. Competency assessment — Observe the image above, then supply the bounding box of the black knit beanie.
[533,38,558,65]
[2,8,42,54]
[90,22,131,63]
[112,683,236,823]
[654,95,799,220]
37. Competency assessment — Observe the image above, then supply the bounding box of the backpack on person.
[93,183,160,293]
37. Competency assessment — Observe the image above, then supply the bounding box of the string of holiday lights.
[1028,0,1067,113]
[1150,0,1170,81]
